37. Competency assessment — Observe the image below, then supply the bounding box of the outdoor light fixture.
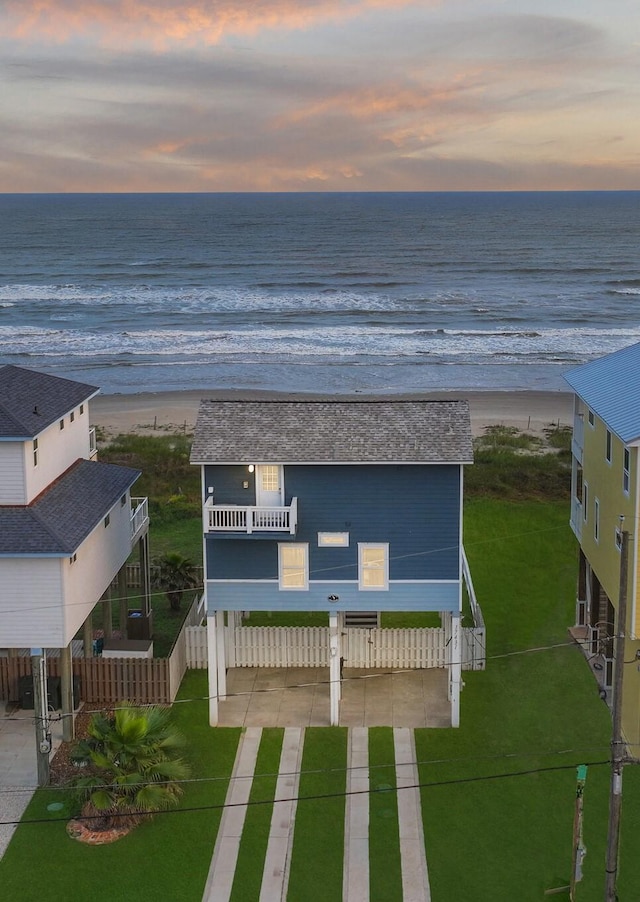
[328,594,340,602]
[248,464,255,473]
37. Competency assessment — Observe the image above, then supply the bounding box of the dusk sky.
[1,0,639,192]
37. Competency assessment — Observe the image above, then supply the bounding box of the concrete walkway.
[203,726,431,902]
[202,726,263,902]
[0,705,64,860]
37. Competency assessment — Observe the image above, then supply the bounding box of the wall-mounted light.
[328,594,340,603]
[248,464,255,473]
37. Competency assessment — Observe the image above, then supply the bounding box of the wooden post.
[604,526,629,901]
[83,612,93,657]
[60,642,75,742]
[30,651,50,787]
[118,566,128,639]
[103,588,113,639]
[139,532,152,626]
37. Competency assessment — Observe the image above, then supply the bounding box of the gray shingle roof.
[191,399,473,464]
[0,365,99,439]
[0,459,140,555]
[564,341,640,444]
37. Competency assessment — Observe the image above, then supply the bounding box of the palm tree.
[71,704,190,831]
[151,551,199,611]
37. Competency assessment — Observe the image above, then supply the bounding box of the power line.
[0,758,610,828]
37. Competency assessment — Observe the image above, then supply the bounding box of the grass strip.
[368,727,403,902]
[229,728,284,902]
[287,727,348,902]
[0,671,240,902]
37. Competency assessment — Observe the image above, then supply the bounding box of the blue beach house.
[191,398,479,727]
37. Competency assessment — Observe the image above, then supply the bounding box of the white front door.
[255,465,283,507]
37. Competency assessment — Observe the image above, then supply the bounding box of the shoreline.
[91,388,574,439]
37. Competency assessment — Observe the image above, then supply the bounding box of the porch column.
[450,613,462,728]
[329,612,341,726]
[60,642,75,742]
[118,566,128,639]
[83,612,93,657]
[216,609,227,701]
[207,613,219,726]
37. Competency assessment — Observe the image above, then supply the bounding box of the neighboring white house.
[0,365,150,741]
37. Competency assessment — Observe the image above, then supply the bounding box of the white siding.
[0,442,27,504]
[24,410,93,503]
[61,493,133,644]
[0,493,133,648]
[0,559,65,647]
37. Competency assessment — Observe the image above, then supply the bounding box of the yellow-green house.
[565,342,640,754]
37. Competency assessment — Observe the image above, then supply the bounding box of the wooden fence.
[185,623,486,671]
[0,595,205,707]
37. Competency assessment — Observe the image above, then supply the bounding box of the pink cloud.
[2,0,422,46]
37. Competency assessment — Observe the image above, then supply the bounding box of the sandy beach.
[91,388,574,439]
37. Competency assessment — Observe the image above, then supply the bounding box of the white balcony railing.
[205,497,298,534]
[89,426,98,458]
[571,413,584,464]
[131,497,149,539]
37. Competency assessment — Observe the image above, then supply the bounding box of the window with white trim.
[279,543,308,590]
[606,430,612,464]
[623,448,630,495]
[358,543,389,590]
[594,499,600,542]
[583,482,588,522]
[588,410,595,427]
[33,438,38,467]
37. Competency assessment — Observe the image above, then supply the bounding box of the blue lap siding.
[204,463,461,611]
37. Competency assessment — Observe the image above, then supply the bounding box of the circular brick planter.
[66,818,131,845]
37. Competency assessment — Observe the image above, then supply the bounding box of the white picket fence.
[185,624,485,671]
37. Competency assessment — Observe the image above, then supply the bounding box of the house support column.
[102,587,113,639]
[216,609,227,701]
[83,612,93,657]
[118,566,128,639]
[450,613,462,728]
[60,642,75,742]
[138,533,152,624]
[207,613,219,726]
[329,612,341,726]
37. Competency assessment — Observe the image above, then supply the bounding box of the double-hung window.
[358,543,389,590]
[279,544,308,590]
[606,430,612,464]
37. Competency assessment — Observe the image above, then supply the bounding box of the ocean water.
[1,191,639,395]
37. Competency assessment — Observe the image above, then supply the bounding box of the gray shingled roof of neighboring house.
[191,399,473,464]
[0,365,99,439]
[0,459,140,555]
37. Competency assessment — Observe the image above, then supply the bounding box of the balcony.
[131,497,149,541]
[571,413,584,464]
[204,497,298,535]
[89,426,98,459]
[570,496,583,541]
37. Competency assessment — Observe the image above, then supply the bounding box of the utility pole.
[604,524,629,901]
[30,649,51,787]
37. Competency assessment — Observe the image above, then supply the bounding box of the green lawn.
[0,673,240,902]
[368,728,403,901]
[4,499,640,900]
